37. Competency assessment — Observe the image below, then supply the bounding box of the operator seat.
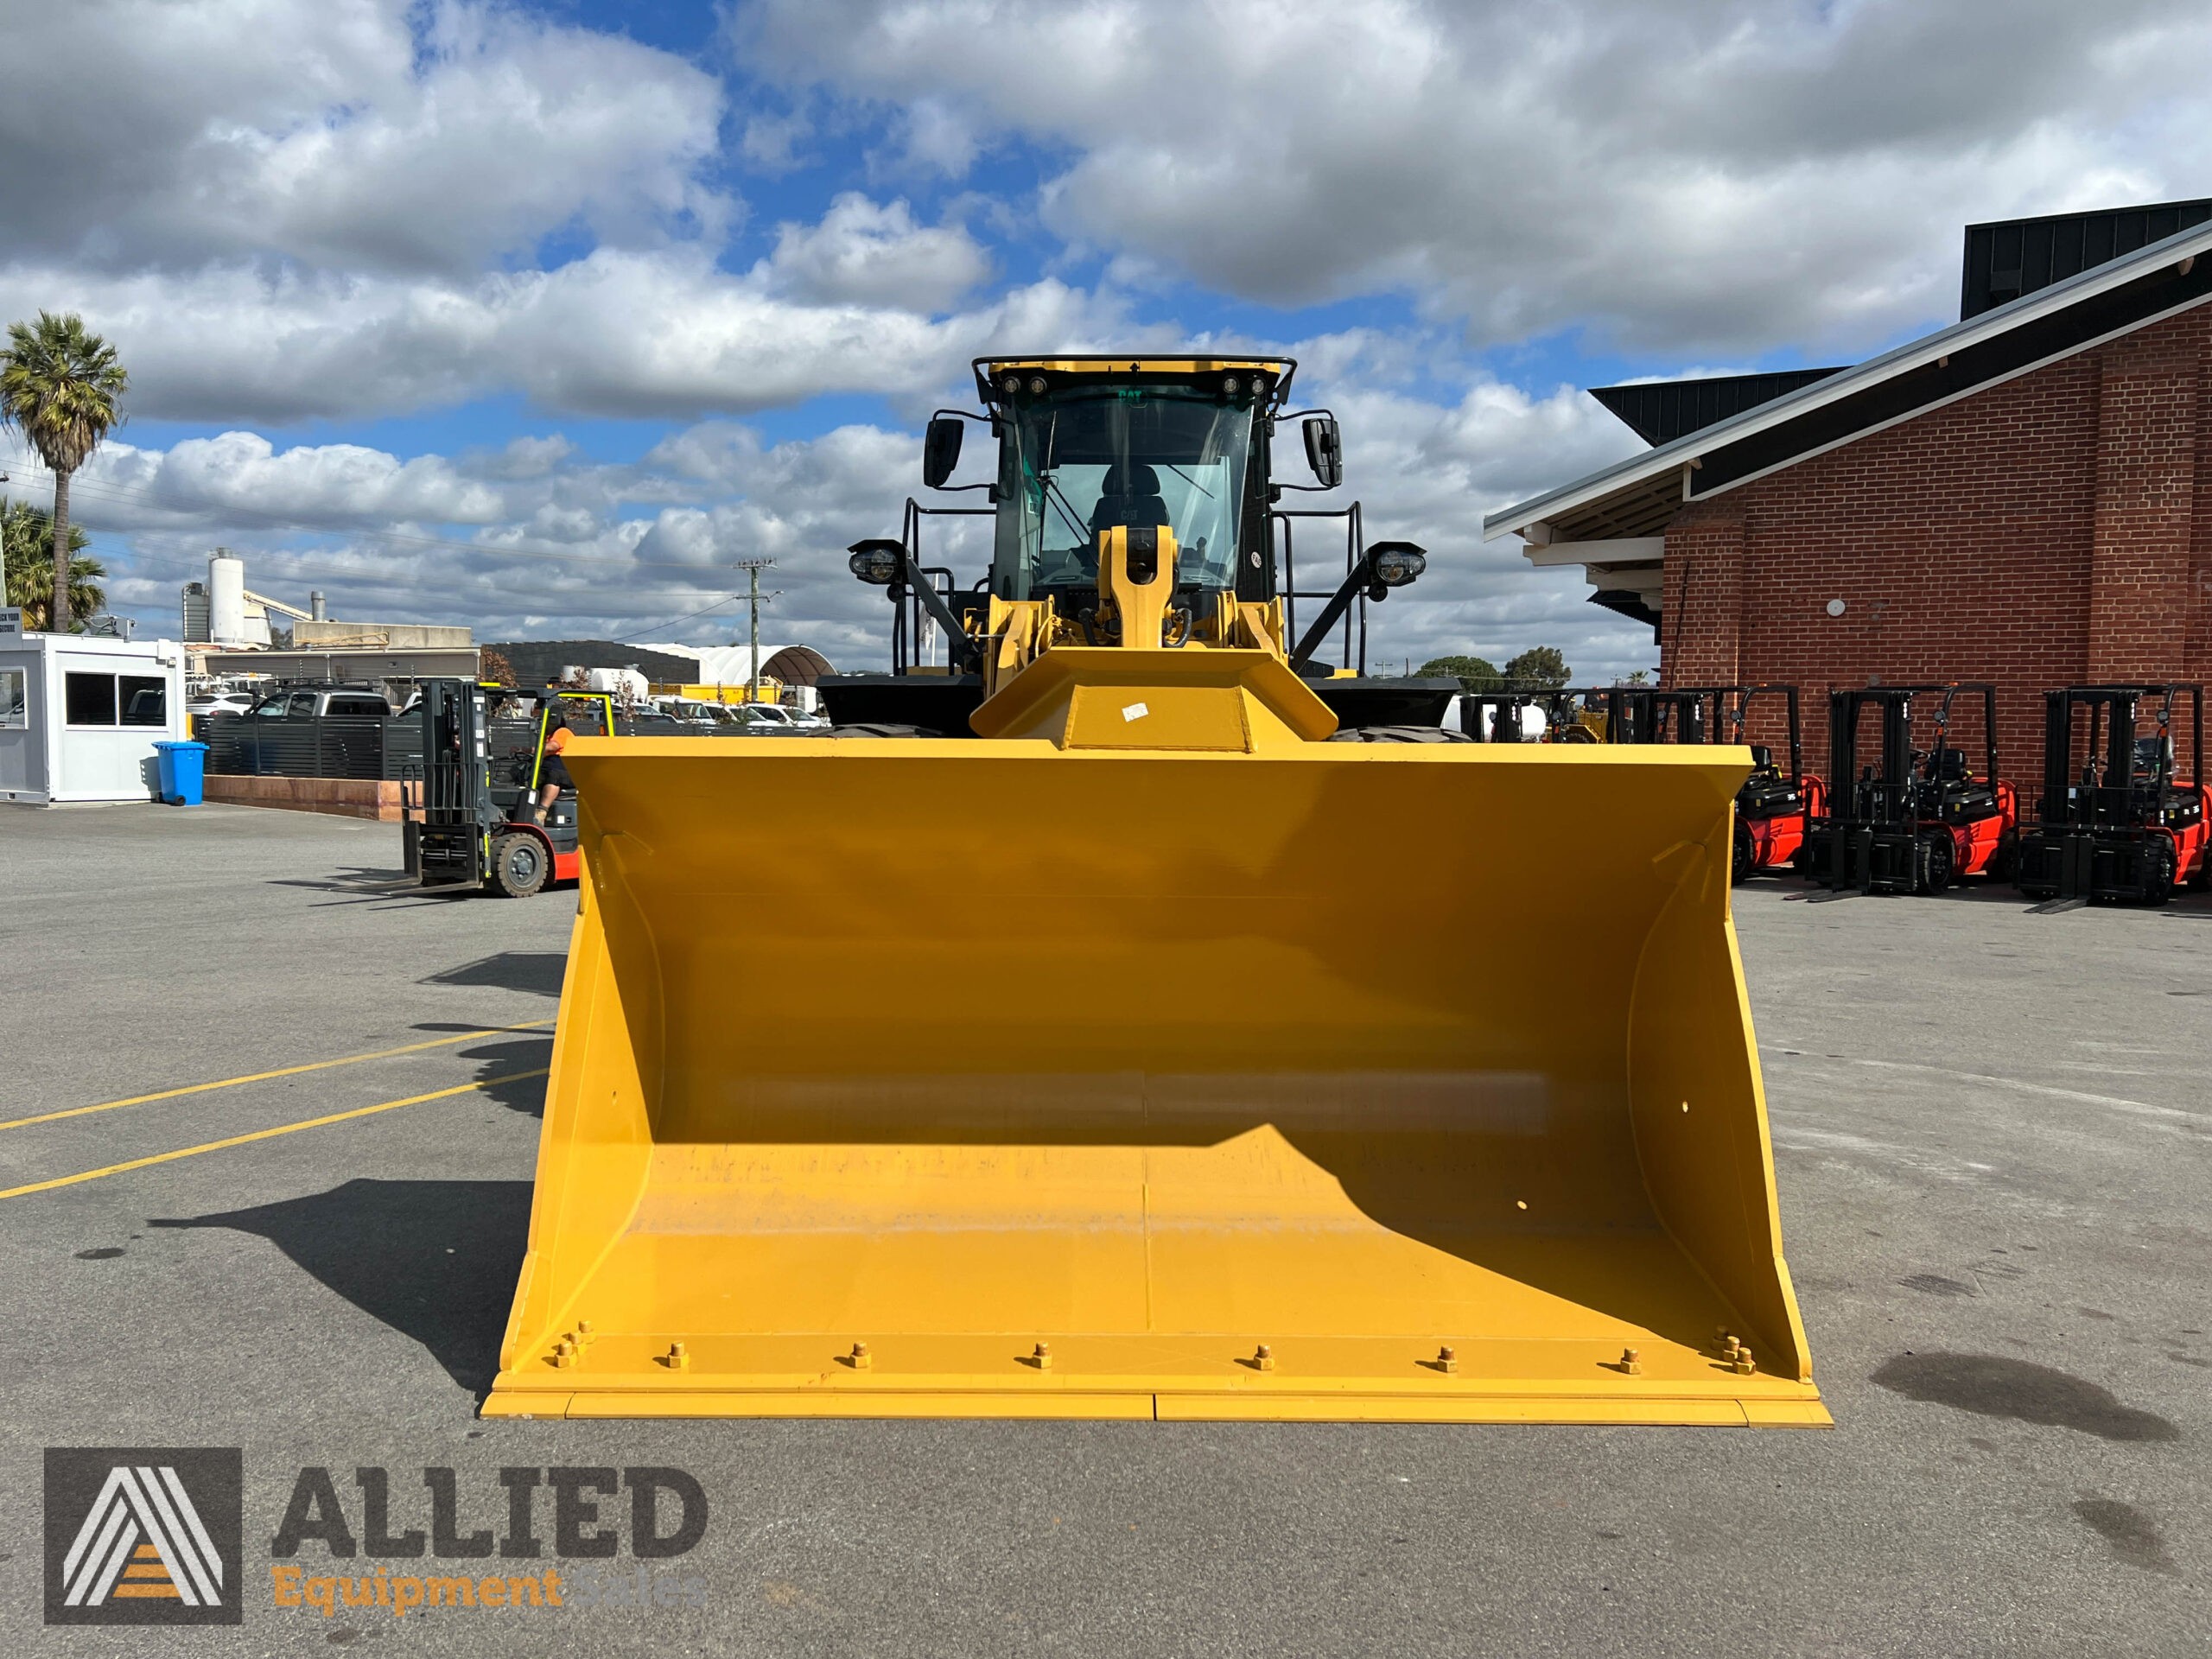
[1089,462,1171,532]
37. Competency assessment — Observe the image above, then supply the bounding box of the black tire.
[1732,820,1755,885]
[827,723,942,738]
[1991,830,2019,884]
[486,831,550,899]
[1920,830,1955,894]
[2143,838,2176,907]
[1327,724,1474,743]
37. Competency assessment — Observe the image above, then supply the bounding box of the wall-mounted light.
[1826,599,1847,617]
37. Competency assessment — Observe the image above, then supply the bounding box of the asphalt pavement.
[1,800,2206,1656]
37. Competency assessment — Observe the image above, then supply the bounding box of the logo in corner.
[44,1448,243,1625]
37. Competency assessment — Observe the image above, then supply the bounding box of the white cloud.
[0,0,730,279]
[764,194,992,310]
[0,252,1145,423]
[745,0,2212,353]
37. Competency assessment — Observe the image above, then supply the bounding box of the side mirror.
[848,539,904,585]
[922,417,964,489]
[1302,415,1342,489]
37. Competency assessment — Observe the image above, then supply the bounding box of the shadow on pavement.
[150,1179,532,1397]
[459,1037,553,1117]
[422,951,569,997]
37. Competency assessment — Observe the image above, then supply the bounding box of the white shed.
[0,618,189,804]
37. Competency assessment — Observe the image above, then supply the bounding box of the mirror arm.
[1288,553,1377,667]
[899,550,981,671]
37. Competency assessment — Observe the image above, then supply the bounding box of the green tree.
[1503,645,1571,690]
[1,312,128,633]
[0,499,104,631]
[1417,653,1503,693]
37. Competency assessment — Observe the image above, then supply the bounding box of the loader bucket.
[484,737,1827,1425]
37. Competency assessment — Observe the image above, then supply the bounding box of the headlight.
[1368,543,1427,587]
[1028,376,1046,395]
[1223,375,1241,395]
[847,540,903,584]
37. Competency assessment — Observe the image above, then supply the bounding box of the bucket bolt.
[551,1336,576,1370]
[1435,1345,1458,1375]
[664,1341,690,1371]
[849,1341,872,1371]
[1033,1341,1053,1372]
[1252,1343,1276,1372]
[1732,1342,1757,1376]
[1620,1347,1643,1376]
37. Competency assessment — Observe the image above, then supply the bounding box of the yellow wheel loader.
[483,356,1827,1427]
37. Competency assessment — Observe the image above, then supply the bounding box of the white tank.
[208,553,248,645]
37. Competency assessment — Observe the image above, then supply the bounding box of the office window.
[65,672,117,726]
[120,676,168,726]
[0,667,24,728]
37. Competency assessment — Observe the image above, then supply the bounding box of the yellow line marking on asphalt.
[0,1022,555,1133]
[0,1070,550,1201]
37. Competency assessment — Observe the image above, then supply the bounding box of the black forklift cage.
[1455,687,1586,742]
[1719,685,1803,782]
[1567,684,1726,745]
[2036,683,2205,831]
[1829,683,1999,824]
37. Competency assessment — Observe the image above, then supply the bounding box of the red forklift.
[1806,683,2018,896]
[2015,683,2208,907]
[1716,685,1827,883]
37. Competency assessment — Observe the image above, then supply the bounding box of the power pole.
[735,558,774,702]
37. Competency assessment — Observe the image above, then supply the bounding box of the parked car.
[231,683,397,779]
[188,690,256,719]
[248,685,394,719]
[731,702,826,730]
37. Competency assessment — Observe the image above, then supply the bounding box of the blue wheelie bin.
[155,740,207,806]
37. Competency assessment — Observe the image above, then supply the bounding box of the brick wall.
[1659,302,2210,785]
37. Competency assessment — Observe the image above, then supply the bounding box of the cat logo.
[44,1449,243,1626]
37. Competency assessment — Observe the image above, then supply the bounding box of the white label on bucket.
[1122,702,1149,721]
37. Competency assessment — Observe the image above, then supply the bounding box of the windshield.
[995,389,1254,598]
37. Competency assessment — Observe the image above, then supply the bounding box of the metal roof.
[1961,198,2212,321]
[1485,213,2212,546]
[1588,368,1847,448]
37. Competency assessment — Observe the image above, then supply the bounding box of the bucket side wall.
[1626,830,1814,1381]
[498,816,662,1371]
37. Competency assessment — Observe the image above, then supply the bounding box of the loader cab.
[822,354,1460,736]
[986,369,1273,605]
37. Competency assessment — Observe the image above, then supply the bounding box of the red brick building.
[1488,200,2212,785]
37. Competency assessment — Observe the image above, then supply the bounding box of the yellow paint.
[0,1071,548,1199]
[482,725,1826,1426]
[0,1022,554,1133]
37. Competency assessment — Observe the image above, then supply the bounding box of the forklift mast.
[2039,684,2204,830]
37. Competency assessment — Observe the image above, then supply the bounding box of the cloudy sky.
[3,0,2208,678]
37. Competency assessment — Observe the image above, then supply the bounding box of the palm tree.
[1,499,105,629]
[0,313,128,633]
